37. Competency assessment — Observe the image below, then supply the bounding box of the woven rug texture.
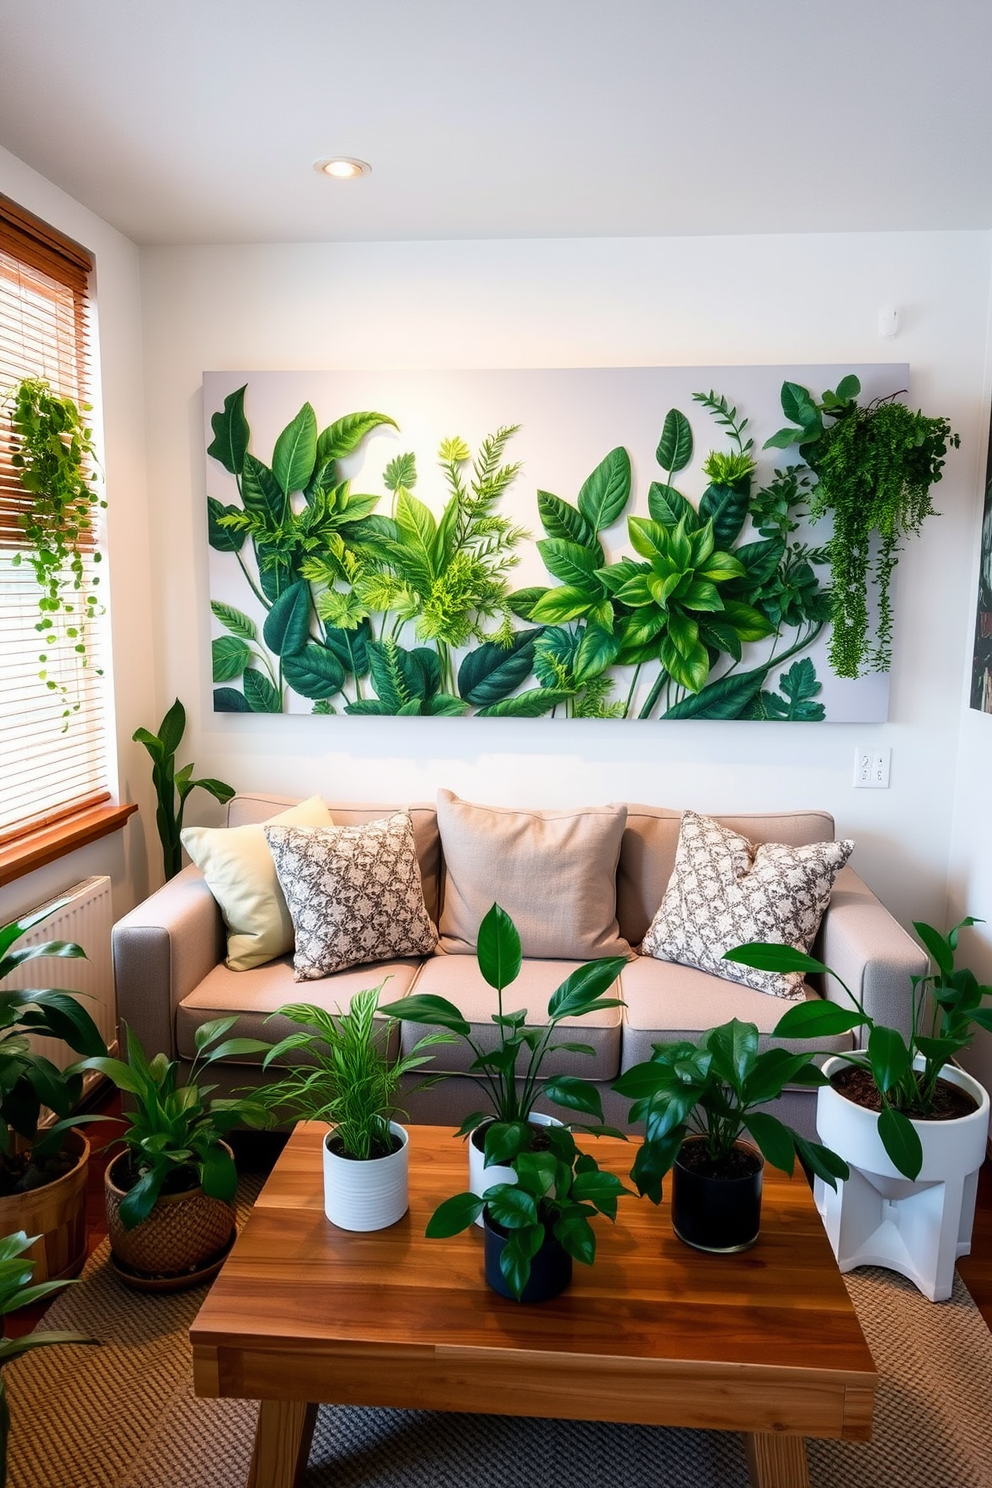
[6,1183,992,1488]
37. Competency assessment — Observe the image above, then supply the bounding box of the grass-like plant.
[0,1229,97,1484]
[73,1019,273,1228]
[260,983,453,1160]
[133,697,235,880]
[725,917,992,1180]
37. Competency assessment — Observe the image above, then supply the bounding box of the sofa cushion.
[176,956,423,1062]
[180,795,333,972]
[226,795,442,923]
[397,953,623,1081]
[616,805,838,947]
[265,813,438,980]
[619,954,855,1071]
[435,789,631,960]
[641,810,854,1000]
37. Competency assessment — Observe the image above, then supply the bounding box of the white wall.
[0,147,157,927]
[140,230,992,929]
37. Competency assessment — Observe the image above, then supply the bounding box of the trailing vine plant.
[765,376,959,678]
[7,377,105,725]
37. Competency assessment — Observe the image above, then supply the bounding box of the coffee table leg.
[743,1432,810,1488]
[247,1400,318,1488]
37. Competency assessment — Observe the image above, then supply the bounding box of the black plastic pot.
[483,1216,572,1303]
[670,1137,763,1254]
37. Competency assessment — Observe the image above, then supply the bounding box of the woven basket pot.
[0,1128,90,1284]
[105,1146,236,1287]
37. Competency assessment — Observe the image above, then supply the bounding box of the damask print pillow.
[640,809,854,1000]
[264,812,438,980]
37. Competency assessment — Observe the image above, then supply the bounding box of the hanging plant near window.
[7,376,105,723]
[765,376,959,678]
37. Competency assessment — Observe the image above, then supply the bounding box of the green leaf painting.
[205,372,895,720]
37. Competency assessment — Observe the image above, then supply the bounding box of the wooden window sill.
[0,802,138,888]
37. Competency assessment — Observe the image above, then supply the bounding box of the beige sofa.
[112,793,927,1139]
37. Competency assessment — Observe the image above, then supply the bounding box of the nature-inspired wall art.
[203,367,907,722]
[971,421,992,714]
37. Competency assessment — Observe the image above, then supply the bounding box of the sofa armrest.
[818,866,927,1047]
[112,866,224,1061]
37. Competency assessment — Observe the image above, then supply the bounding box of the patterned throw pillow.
[264,813,438,981]
[641,809,854,1000]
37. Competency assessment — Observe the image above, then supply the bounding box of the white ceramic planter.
[815,1055,990,1302]
[468,1113,562,1227]
[322,1121,409,1232]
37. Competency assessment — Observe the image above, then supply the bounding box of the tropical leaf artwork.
[204,372,893,720]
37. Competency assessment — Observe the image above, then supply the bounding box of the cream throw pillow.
[264,813,438,980]
[181,796,333,971]
[641,809,854,1000]
[435,789,631,960]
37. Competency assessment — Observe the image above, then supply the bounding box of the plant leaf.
[207,384,250,475]
[477,904,522,992]
[878,1105,923,1180]
[475,687,572,718]
[272,403,317,496]
[282,643,346,700]
[262,581,311,658]
[577,447,631,533]
[457,631,541,706]
[536,491,596,548]
[210,600,257,642]
[207,497,246,552]
[656,409,693,475]
[315,412,398,465]
[243,668,282,713]
[213,687,251,712]
[211,636,251,683]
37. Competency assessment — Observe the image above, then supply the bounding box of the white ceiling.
[2,0,991,248]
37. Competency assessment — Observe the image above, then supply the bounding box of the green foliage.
[0,904,110,1194]
[260,984,452,1161]
[724,917,992,1180]
[74,1020,273,1229]
[743,657,826,721]
[133,698,236,879]
[425,1122,633,1300]
[764,377,959,677]
[0,1229,96,1483]
[612,1017,848,1204]
[7,377,106,727]
[381,903,626,1132]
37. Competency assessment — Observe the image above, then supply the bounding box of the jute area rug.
[7,1183,992,1488]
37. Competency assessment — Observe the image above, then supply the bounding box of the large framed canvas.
[971,424,992,714]
[203,365,904,721]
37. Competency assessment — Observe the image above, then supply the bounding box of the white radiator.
[6,876,118,1081]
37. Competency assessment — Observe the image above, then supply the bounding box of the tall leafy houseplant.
[765,376,960,677]
[725,917,992,1179]
[0,1229,96,1486]
[7,376,105,726]
[381,903,627,1144]
[133,698,235,880]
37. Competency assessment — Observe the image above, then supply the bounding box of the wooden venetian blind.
[0,195,108,841]
[0,193,94,548]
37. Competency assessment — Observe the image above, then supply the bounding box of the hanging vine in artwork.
[205,374,954,720]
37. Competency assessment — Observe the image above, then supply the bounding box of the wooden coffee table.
[190,1122,876,1488]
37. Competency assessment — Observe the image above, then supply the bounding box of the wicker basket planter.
[0,1128,90,1285]
[104,1145,236,1291]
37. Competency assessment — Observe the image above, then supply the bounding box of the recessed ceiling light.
[315,158,371,180]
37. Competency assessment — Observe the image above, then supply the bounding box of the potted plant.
[0,904,109,1283]
[0,1228,97,1485]
[73,1018,273,1289]
[260,983,453,1232]
[381,902,627,1215]
[425,1123,633,1302]
[612,1018,848,1253]
[132,697,235,880]
[6,376,106,726]
[764,374,959,678]
[725,918,991,1299]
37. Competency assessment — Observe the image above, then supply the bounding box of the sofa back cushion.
[435,789,631,960]
[227,794,441,922]
[617,805,837,947]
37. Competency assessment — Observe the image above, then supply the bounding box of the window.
[0,193,110,846]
